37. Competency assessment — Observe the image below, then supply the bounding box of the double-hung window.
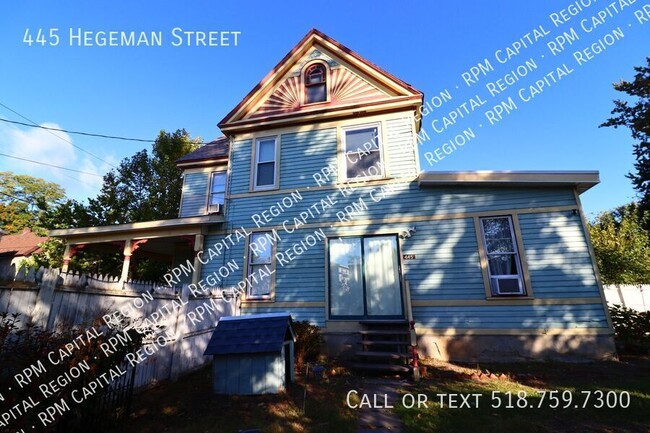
[254,137,277,190]
[479,216,526,296]
[208,171,226,213]
[247,232,274,299]
[342,125,384,180]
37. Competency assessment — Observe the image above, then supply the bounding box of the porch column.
[191,234,204,285]
[120,239,132,283]
[61,243,85,273]
[61,244,72,273]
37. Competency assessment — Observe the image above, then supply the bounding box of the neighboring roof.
[175,137,229,166]
[218,28,423,133]
[204,313,295,356]
[418,171,600,194]
[0,228,48,258]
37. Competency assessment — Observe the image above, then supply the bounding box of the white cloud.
[0,122,116,201]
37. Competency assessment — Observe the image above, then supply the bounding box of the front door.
[328,235,404,319]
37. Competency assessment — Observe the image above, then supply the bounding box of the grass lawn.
[109,365,360,433]
[109,356,650,432]
[395,355,650,433]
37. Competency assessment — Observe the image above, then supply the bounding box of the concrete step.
[359,330,410,336]
[355,351,412,360]
[359,340,411,347]
[359,319,408,326]
[350,363,411,373]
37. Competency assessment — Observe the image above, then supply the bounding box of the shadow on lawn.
[396,356,650,433]
[108,365,360,433]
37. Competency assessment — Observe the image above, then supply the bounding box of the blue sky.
[0,0,648,217]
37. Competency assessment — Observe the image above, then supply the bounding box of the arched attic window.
[304,63,327,104]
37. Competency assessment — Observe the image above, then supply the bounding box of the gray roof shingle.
[176,136,229,164]
[203,313,294,356]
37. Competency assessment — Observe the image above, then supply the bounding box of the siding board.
[180,172,209,217]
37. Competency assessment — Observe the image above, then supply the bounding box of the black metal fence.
[56,363,137,432]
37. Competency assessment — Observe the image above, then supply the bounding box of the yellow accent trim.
[573,189,615,331]
[416,328,613,336]
[230,205,576,233]
[242,301,325,308]
[411,297,605,307]
[181,165,228,174]
[229,176,414,199]
[324,236,330,320]
[242,205,578,235]
[232,110,413,141]
[512,214,535,297]
[474,216,493,299]
[50,219,212,244]
[222,98,421,134]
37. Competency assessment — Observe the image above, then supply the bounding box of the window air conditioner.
[208,203,221,214]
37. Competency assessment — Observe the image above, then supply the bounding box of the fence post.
[170,284,191,380]
[31,268,58,329]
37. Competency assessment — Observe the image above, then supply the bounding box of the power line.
[0,117,156,143]
[0,101,118,169]
[0,153,103,177]
[0,116,214,146]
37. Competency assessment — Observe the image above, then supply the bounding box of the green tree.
[601,58,650,215]
[0,172,66,234]
[589,203,650,284]
[85,129,200,225]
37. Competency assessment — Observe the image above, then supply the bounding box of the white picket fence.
[0,264,239,388]
[604,285,650,312]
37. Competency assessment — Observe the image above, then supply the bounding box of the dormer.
[176,137,229,218]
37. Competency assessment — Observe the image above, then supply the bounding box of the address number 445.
[23,28,60,46]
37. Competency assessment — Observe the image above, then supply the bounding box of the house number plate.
[402,254,416,260]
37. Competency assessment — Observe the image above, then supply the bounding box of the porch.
[49,215,222,285]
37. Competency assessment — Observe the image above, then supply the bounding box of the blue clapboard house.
[52,29,616,367]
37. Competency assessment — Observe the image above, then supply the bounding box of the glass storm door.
[328,235,403,319]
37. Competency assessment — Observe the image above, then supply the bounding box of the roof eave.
[49,215,223,239]
[176,156,228,169]
[417,170,600,194]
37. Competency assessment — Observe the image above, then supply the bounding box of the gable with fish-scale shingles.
[218,29,422,133]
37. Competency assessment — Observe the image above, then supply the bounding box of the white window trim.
[341,123,385,182]
[253,136,278,191]
[246,231,276,301]
[208,171,227,207]
[479,215,526,296]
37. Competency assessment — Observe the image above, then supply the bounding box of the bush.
[293,320,324,366]
[0,312,144,432]
[609,304,650,353]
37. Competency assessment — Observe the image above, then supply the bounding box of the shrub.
[608,304,650,353]
[0,312,144,432]
[293,320,324,366]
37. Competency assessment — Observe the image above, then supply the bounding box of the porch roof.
[417,170,599,194]
[49,215,221,243]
